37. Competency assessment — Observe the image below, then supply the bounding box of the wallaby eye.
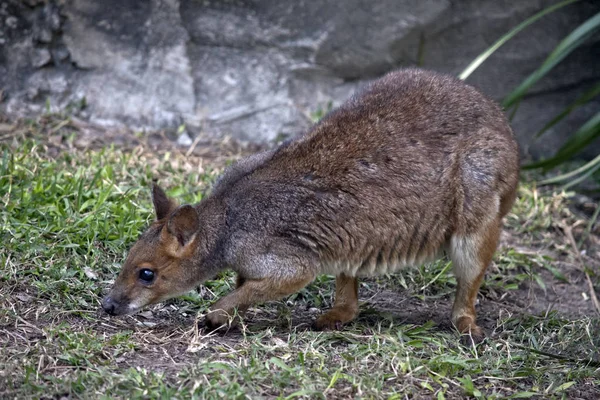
[138,268,155,283]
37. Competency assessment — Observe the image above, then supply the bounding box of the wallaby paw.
[312,317,343,331]
[455,316,486,346]
[459,329,486,347]
[204,310,235,332]
[312,309,356,331]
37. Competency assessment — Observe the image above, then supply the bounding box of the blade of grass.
[524,111,600,170]
[458,0,580,81]
[420,261,452,292]
[554,111,600,156]
[538,153,600,185]
[512,343,600,368]
[535,81,600,138]
[561,159,600,190]
[561,223,600,316]
[502,11,600,108]
[579,201,600,249]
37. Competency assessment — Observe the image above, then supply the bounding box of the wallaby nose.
[101,296,117,315]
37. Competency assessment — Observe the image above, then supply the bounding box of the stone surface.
[0,0,599,159]
[31,48,51,67]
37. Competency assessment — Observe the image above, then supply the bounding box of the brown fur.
[102,68,519,342]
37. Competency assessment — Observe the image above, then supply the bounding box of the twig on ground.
[561,223,600,315]
[512,343,600,368]
[185,133,203,157]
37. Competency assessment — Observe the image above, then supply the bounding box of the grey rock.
[177,131,193,147]
[22,0,45,7]
[51,47,70,62]
[26,86,39,101]
[5,16,17,29]
[31,48,51,68]
[0,0,599,159]
[34,27,52,43]
[32,1,59,45]
[60,0,196,130]
[44,2,61,32]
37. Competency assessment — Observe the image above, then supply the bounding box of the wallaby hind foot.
[449,217,503,344]
[312,274,359,331]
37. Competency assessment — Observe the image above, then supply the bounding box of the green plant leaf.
[502,11,600,108]
[538,153,600,184]
[524,111,600,170]
[508,392,539,399]
[562,159,600,190]
[535,81,600,138]
[458,0,580,81]
[553,381,576,393]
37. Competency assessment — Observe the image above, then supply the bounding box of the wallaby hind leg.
[449,219,500,343]
[205,274,314,331]
[313,274,359,331]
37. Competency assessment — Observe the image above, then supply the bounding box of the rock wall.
[1,0,599,159]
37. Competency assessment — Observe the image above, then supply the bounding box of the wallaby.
[102,68,519,342]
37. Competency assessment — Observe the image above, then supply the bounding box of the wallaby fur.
[102,68,519,342]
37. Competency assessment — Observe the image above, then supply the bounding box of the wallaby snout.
[101,295,121,316]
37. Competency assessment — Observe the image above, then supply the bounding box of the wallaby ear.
[152,183,177,220]
[167,205,199,247]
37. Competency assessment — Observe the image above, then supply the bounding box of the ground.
[1,115,599,399]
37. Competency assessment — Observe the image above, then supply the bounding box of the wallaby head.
[102,185,204,316]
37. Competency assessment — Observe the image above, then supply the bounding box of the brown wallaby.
[102,68,519,342]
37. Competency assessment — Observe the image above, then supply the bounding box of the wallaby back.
[217,69,518,275]
[103,68,519,342]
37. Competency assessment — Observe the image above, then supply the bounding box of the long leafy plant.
[460,0,600,188]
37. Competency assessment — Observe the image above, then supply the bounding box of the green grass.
[1,119,599,399]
